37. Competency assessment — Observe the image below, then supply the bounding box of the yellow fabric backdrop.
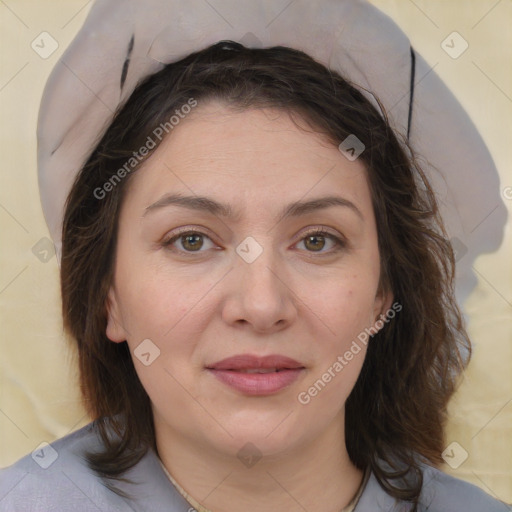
[0,0,510,504]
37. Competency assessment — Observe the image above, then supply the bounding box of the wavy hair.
[61,40,470,508]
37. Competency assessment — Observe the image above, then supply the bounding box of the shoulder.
[418,462,511,512]
[0,420,129,511]
[1,418,195,512]
[357,460,511,511]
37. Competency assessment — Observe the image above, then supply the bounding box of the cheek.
[296,284,372,414]
[114,272,212,410]
[312,276,376,344]
[296,344,367,427]
[115,259,218,339]
[114,266,221,396]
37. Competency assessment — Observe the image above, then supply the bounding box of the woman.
[0,36,509,511]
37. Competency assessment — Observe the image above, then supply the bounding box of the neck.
[155,410,364,512]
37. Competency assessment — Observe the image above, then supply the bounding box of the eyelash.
[160,227,346,256]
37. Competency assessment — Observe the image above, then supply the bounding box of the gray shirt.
[1,420,510,511]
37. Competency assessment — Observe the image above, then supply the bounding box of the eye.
[161,229,216,254]
[295,228,346,254]
[161,227,346,256]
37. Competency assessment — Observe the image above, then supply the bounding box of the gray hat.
[37,0,507,312]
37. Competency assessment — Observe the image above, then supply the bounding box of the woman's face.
[106,101,392,458]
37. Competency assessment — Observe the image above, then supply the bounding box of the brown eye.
[181,233,203,251]
[304,234,326,252]
[297,229,345,254]
[162,230,215,254]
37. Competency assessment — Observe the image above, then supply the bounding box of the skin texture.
[106,101,393,512]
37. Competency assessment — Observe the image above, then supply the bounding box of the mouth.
[228,368,292,373]
[206,354,304,371]
[206,354,306,395]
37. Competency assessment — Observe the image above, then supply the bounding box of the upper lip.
[207,354,304,371]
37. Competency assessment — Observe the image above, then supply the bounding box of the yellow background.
[0,0,511,504]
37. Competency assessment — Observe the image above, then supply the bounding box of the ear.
[371,283,395,332]
[105,286,128,343]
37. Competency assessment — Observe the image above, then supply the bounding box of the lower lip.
[207,368,304,395]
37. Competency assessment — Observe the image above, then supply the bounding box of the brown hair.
[61,41,470,508]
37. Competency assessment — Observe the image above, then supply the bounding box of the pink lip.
[206,354,305,396]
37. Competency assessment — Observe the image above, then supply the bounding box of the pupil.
[184,234,202,251]
[307,235,324,251]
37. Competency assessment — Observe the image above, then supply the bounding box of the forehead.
[123,102,372,219]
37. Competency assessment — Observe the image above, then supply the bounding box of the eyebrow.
[143,193,364,223]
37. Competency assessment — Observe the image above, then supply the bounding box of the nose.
[221,243,298,334]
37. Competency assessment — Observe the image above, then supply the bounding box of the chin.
[208,411,310,458]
